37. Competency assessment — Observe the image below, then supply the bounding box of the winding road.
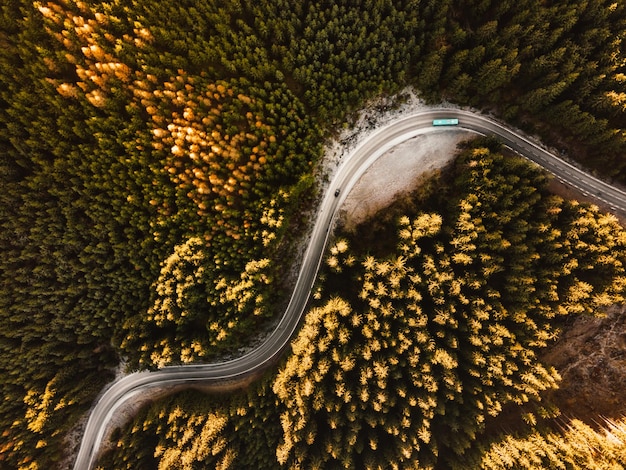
[73,108,626,469]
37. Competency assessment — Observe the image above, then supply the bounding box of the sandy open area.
[338,130,471,230]
[312,90,473,231]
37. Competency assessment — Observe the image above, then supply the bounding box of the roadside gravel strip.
[73,108,626,470]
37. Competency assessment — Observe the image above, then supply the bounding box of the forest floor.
[542,304,626,424]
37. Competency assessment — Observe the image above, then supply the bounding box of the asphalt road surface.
[73,108,626,470]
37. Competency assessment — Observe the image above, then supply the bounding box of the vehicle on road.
[334,189,340,197]
[432,118,459,126]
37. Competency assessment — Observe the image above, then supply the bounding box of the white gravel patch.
[314,88,471,230]
[339,130,471,230]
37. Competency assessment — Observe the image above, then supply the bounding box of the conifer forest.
[1,0,626,468]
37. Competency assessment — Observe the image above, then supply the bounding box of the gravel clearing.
[338,130,470,230]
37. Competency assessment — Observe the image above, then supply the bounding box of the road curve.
[73,108,626,469]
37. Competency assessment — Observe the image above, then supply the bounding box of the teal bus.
[432,118,459,126]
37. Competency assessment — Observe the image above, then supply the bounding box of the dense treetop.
[0,0,625,467]
[98,140,626,469]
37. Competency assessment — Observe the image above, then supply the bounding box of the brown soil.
[482,305,626,439]
[541,305,626,424]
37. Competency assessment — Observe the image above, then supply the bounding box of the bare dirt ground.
[338,131,470,231]
[542,305,626,424]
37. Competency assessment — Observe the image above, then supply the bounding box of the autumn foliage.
[1,0,625,467]
[99,142,626,469]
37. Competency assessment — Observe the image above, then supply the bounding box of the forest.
[0,0,625,468]
[97,140,626,468]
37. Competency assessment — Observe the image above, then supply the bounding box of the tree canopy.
[1,0,625,467]
[98,141,626,469]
